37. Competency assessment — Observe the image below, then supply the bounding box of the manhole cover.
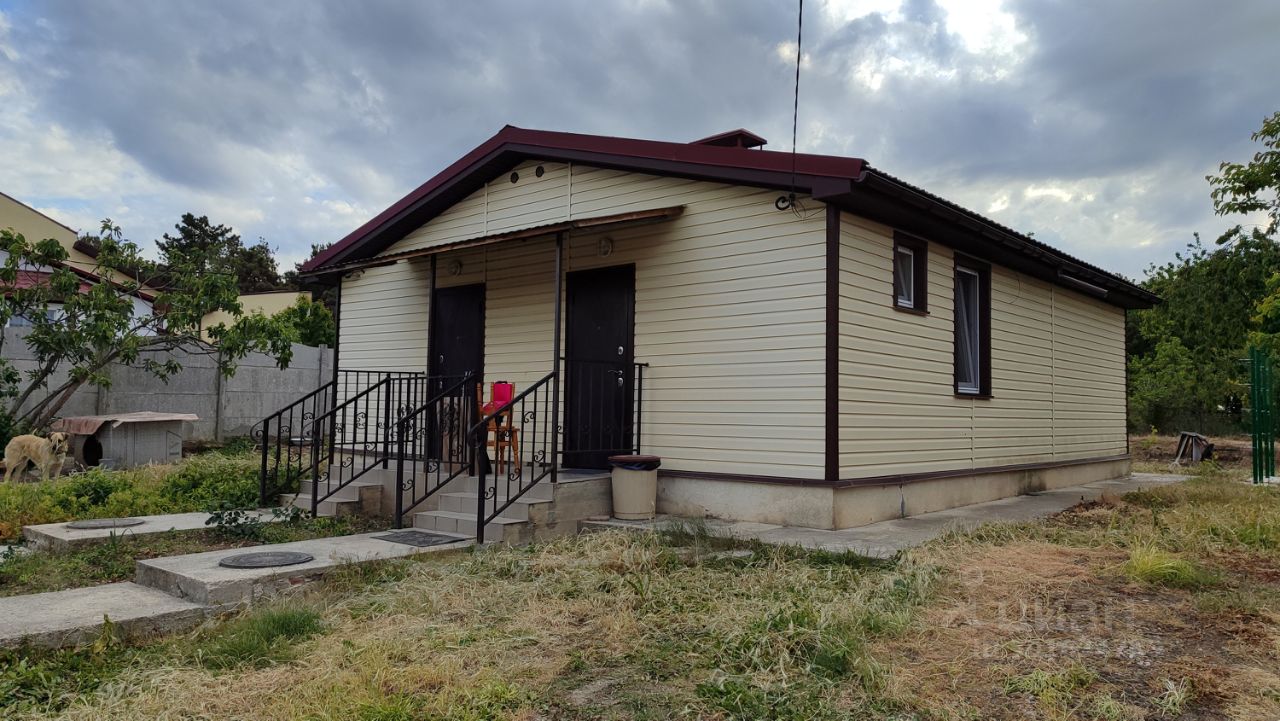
[66,517,145,530]
[373,530,462,548]
[218,551,315,569]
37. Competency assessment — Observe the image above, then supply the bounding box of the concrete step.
[452,471,555,500]
[303,479,382,502]
[23,511,277,551]
[286,494,362,517]
[412,509,526,542]
[0,582,207,649]
[283,480,382,517]
[135,532,473,607]
[435,491,551,521]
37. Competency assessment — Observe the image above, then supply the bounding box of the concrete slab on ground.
[583,472,1187,559]
[23,511,276,551]
[136,530,473,607]
[0,582,207,649]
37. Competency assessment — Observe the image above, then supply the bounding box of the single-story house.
[289,126,1157,536]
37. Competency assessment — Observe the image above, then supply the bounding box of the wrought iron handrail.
[253,380,335,505]
[393,374,479,528]
[253,369,431,508]
[306,376,396,514]
[470,371,558,543]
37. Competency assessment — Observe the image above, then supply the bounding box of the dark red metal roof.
[301,125,1156,309]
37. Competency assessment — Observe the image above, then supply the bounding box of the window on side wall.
[954,258,991,397]
[893,232,928,313]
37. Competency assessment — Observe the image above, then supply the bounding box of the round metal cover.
[218,551,315,569]
[66,517,145,530]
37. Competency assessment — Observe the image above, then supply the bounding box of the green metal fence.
[1248,346,1274,484]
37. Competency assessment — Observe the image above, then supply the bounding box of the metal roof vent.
[690,129,767,149]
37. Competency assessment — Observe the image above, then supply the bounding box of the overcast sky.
[0,0,1276,278]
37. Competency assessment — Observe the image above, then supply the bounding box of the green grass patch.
[1003,664,1100,714]
[194,607,324,670]
[1122,545,1218,589]
[0,623,136,716]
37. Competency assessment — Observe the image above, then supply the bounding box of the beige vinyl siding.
[838,211,1126,478]
[390,159,724,254]
[375,165,827,479]
[337,260,431,372]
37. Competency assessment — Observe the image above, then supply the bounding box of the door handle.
[617,346,625,356]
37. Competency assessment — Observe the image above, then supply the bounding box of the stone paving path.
[584,472,1187,558]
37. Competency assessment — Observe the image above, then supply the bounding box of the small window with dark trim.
[892,232,928,313]
[954,257,991,397]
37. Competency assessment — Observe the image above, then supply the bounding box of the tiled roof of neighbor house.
[304,126,1158,309]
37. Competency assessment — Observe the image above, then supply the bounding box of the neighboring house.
[201,289,306,342]
[0,192,158,323]
[284,126,1157,536]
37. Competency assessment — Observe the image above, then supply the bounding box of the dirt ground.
[1130,433,1252,468]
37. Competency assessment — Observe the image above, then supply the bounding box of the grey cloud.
[1,0,1276,277]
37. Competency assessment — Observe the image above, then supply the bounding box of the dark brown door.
[428,284,484,461]
[429,284,485,381]
[564,265,635,469]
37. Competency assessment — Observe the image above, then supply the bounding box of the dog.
[3,432,70,483]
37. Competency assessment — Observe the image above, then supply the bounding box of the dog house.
[52,412,197,468]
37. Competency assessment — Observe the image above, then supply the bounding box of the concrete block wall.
[2,327,333,440]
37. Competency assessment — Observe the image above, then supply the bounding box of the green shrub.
[0,450,259,541]
[157,453,259,509]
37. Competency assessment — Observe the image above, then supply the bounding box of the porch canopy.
[311,204,684,274]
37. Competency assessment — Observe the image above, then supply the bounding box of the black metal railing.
[561,359,647,465]
[394,374,480,527]
[254,381,335,505]
[253,369,432,507]
[471,371,558,543]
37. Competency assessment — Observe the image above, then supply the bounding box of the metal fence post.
[475,430,487,544]
[258,421,270,506]
[382,378,394,469]
[310,432,320,517]
[395,418,406,529]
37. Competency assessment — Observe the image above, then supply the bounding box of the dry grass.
[11,466,1280,720]
[873,467,1280,720]
[25,534,934,720]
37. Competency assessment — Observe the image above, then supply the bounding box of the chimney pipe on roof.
[690,129,768,149]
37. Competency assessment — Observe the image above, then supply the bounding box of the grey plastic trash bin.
[608,455,661,520]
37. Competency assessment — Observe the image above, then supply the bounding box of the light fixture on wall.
[448,260,463,276]
[599,237,614,258]
[344,269,364,281]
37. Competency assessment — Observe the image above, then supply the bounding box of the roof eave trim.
[857,170,1159,309]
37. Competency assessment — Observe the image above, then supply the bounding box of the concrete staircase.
[281,461,612,544]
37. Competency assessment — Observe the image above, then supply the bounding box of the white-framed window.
[954,264,986,395]
[894,246,915,308]
[892,232,928,312]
